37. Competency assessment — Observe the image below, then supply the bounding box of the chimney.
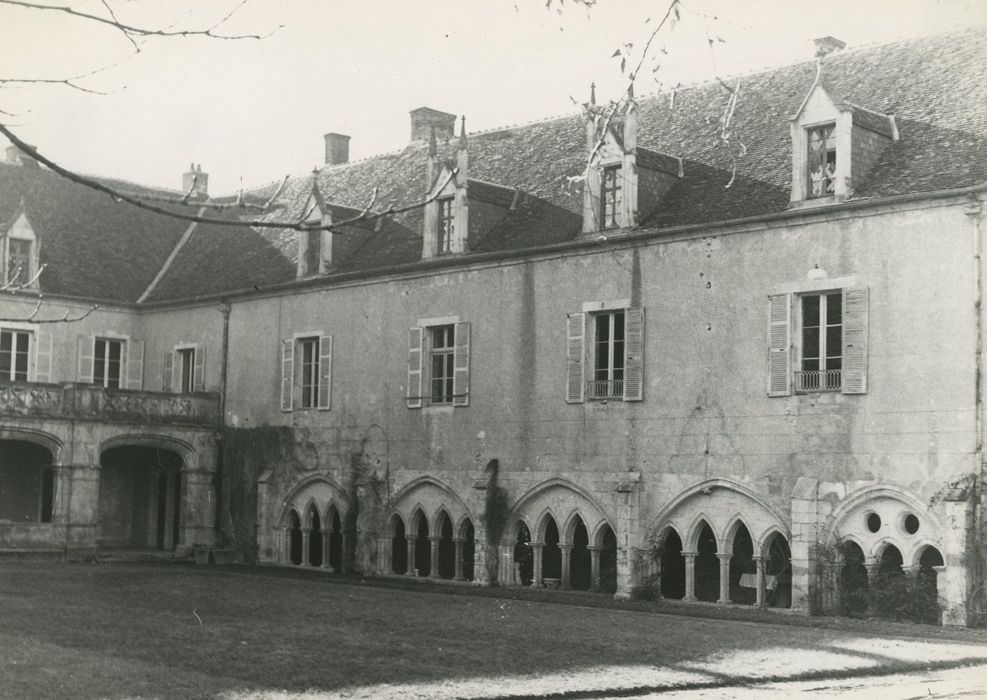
[814,36,846,58]
[323,133,350,165]
[5,144,38,168]
[410,107,456,143]
[182,163,209,198]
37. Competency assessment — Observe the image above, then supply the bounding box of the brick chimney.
[323,133,350,165]
[410,107,456,143]
[814,36,846,58]
[181,163,208,198]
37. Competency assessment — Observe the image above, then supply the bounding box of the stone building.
[1,29,986,625]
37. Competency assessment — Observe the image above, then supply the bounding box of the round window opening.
[866,512,881,533]
[903,513,920,535]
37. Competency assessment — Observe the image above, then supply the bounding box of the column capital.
[530,541,545,550]
[428,535,442,543]
[716,552,732,561]
[452,537,464,544]
[682,550,698,559]
[406,535,419,542]
[558,543,573,553]
[586,545,602,552]
[752,554,765,563]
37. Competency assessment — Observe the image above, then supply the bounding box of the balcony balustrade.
[0,381,219,426]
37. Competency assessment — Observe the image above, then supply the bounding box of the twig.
[0,302,98,324]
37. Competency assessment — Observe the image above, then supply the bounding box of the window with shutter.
[569,305,644,403]
[317,335,332,410]
[33,331,52,383]
[406,327,424,409]
[565,313,585,404]
[125,339,144,390]
[77,335,95,384]
[1,329,32,382]
[767,294,792,396]
[280,338,294,412]
[407,319,470,408]
[452,321,470,406]
[193,345,206,392]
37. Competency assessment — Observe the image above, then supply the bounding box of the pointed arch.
[651,478,789,539]
[533,508,561,542]
[455,514,474,540]
[508,477,614,531]
[721,514,754,555]
[302,499,320,529]
[409,505,430,534]
[433,506,453,534]
[826,485,942,536]
[388,475,474,520]
[912,541,945,568]
[684,514,717,551]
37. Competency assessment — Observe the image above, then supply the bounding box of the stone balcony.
[0,381,219,427]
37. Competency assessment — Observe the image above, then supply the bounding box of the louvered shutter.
[767,294,791,397]
[407,327,423,409]
[451,322,470,406]
[841,287,868,394]
[125,340,144,390]
[566,312,586,403]
[163,351,174,392]
[623,307,644,401]
[280,338,294,412]
[77,336,95,383]
[33,331,52,383]
[193,346,206,392]
[317,334,332,410]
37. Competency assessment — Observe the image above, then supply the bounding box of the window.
[406,320,470,408]
[566,306,643,403]
[298,337,320,409]
[303,226,321,275]
[797,292,842,392]
[0,329,31,381]
[590,311,625,399]
[280,334,332,411]
[178,347,195,393]
[601,165,623,230]
[429,325,455,404]
[767,286,867,397]
[438,197,454,255]
[807,124,836,198]
[6,238,32,285]
[93,338,123,388]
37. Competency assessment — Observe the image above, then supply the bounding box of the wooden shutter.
[125,339,144,390]
[33,331,52,383]
[317,334,332,410]
[407,327,424,409]
[163,351,174,392]
[841,287,868,394]
[453,321,470,407]
[193,346,206,392]
[566,312,586,403]
[623,307,644,401]
[767,294,791,397]
[77,335,95,383]
[280,338,294,412]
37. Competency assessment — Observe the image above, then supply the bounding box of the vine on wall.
[483,458,509,585]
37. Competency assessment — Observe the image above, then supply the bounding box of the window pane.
[802,327,820,358]
[1,331,10,354]
[826,326,843,358]
[826,293,842,324]
[802,295,819,327]
[613,311,625,341]
[802,358,820,372]
[108,341,121,363]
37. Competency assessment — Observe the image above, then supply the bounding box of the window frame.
[567,301,643,404]
[0,327,32,382]
[177,346,196,393]
[407,317,470,409]
[93,336,124,389]
[437,196,455,255]
[280,332,332,412]
[795,290,843,393]
[428,324,456,405]
[588,310,626,400]
[297,335,321,409]
[600,164,623,230]
[806,122,837,199]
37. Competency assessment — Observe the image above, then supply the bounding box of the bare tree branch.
[0,299,99,324]
[0,123,457,232]
[98,0,141,52]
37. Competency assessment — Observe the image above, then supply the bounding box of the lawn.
[1,563,985,700]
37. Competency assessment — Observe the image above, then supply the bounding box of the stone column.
[588,545,602,592]
[453,538,465,581]
[322,529,333,571]
[531,542,544,587]
[865,557,880,583]
[754,555,765,608]
[559,544,573,589]
[682,551,698,601]
[300,528,311,566]
[790,477,820,613]
[146,474,160,548]
[63,463,101,555]
[933,565,949,624]
[614,474,641,600]
[162,472,177,551]
[717,552,732,604]
[941,494,973,626]
[429,535,441,578]
[340,532,350,574]
[406,535,417,576]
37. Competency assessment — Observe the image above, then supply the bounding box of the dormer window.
[601,165,623,230]
[438,196,455,255]
[6,238,32,285]
[302,225,321,275]
[807,124,837,198]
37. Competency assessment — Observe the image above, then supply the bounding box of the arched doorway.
[873,544,906,620]
[695,521,719,602]
[327,505,343,571]
[306,505,322,567]
[598,524,618,594]
[916,546,944,624]
[542,516,562,583]
[390,515,407,574]
[461,519,475,581]
[570,516,591,590]
[764,533,792,609]
[513,522,533,586]
[0,439,55,524]
[287,509,303,565]
[729,523,755,604]
[436,511,455,579]
[838,541,868,617]
[658,528,684,599]
[98,446,182,550]
[412,510,430,577]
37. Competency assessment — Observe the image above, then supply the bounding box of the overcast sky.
[2,0,985,194]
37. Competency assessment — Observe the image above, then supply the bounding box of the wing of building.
[2,28,986,624]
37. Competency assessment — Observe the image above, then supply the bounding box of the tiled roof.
[2,27,985,305]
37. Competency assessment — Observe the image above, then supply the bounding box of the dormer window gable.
[423,117,470,260]
[297,186,331,277]
[2,207,40,290]
[790,82,898,206]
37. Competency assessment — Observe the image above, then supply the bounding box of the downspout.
[967,194,985,609]
[214,301,231,544]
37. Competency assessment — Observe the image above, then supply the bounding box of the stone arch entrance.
[305,503,323,568]
[276,474,350,570]
[657,526,685,599]
[97,445,183,550]
[569,516,591,591]
[0,438,55,526]
[596,523,618,593]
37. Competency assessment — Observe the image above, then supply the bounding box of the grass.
[1,562,985,700]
